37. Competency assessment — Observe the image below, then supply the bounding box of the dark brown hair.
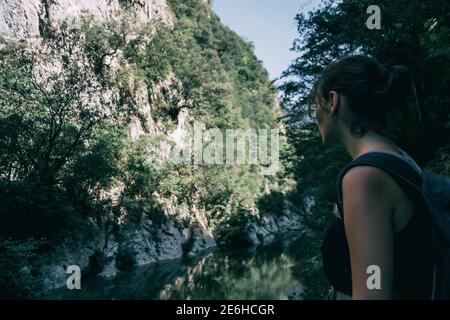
[310,55,422,139]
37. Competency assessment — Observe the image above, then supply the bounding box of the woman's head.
[310,55,421,145]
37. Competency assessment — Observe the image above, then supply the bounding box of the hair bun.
[376,65,414,109]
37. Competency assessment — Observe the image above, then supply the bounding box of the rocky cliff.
[0,0,301,294]
[0,0,173,38]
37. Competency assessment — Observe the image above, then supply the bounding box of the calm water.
[52,234,305,300]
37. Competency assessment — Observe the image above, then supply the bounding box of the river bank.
[49,231,305,300]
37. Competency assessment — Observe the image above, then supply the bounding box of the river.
[51,233,305,300]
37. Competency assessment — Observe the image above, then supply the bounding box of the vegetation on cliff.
[0,0,288,298]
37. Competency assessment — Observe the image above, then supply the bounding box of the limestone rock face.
[0,0,41,38]
[247,200,303,247]
[0,0,173,39]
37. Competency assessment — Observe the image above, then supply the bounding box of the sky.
[211,0,322,81]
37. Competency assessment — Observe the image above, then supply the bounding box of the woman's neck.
[341,130,400,159]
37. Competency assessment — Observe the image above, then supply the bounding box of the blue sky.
[212,0,322,81]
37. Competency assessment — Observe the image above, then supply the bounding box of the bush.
[0,182,83,242]
[84,250,106,278]
[0,238,46,299]
[214,208,256,249]
[181,231,195,256]
[257,191,285,217]
[115,245,136,272]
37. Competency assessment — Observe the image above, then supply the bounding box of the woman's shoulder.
[342,165,403,209]
[342,165,395,191]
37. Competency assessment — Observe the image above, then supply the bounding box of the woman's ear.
[328,91,339,118]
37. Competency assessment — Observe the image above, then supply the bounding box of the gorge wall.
[0,0,301,294]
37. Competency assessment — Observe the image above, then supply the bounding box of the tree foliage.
[280,0,450,299]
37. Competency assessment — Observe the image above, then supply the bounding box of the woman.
[313,55,435,299]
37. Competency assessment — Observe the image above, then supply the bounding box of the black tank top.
[321,153,435,299]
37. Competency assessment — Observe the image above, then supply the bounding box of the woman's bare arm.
[342,165,396,300]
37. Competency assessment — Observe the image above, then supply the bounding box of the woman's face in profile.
[314,92,340,145]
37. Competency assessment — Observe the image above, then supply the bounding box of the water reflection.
[52,235,304,300]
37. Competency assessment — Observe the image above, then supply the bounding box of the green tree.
[280,0,450,299]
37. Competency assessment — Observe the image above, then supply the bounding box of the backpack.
[335,151,450,300]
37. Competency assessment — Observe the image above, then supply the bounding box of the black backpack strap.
[335,152,423,220]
